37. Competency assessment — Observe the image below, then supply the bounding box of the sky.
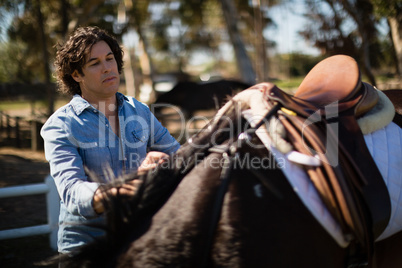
[0,10,12,42]
[266,1,320,55]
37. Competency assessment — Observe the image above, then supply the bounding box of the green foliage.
[0,0,58,84]
[299,0,400,82]
[0,0,399,89]
[272,53,325,78]
[0,41,32,83]
[287,53,324,76]
[372,0,401,17]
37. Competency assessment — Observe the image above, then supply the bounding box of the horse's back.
[383,89,402,114]
[374,231,402,268]
[215,151,347,267]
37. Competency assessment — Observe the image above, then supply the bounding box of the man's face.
[72,41,120,100]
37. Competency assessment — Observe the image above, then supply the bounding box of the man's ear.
[71,70,82,82]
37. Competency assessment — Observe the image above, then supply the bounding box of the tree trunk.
[361,31,377,86]
[252,1,269,82]
[341,0,376,86]
[60,0,69,36]
[136,27,155,102]
[389,15,402,77]
[35,0,54,115]
[123,46,136,97]
[219,0,256,85]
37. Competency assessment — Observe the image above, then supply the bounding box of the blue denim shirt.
[41,92,180,253]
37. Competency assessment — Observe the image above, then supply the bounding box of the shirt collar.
[116,92,129,107]
[70,92,129,115]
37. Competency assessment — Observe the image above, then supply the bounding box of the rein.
[199,103,281,267]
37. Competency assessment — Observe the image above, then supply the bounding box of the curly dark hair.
[54,26,124,96]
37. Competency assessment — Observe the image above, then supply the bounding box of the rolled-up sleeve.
[41,115,99,218]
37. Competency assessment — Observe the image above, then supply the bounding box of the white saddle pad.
[364,122,402,241]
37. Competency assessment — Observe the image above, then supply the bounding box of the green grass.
[0,100,45,110]
[272,77,304,92]
[273,75,399,93]
[0,99,68,113]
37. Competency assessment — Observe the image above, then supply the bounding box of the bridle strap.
[199,150,234,268]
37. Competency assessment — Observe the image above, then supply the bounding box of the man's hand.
[137,151,169,175]
[93,179,142,214]
[92,152,169,214]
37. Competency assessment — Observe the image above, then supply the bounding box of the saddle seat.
[290,55,379,118]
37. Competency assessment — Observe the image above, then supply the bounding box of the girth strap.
[337,109,391,239]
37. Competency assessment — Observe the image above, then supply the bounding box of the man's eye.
[107,57,114,61]
[90,62,99,66]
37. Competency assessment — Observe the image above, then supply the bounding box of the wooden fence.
[0,111,44,150]
[0,108,215,150]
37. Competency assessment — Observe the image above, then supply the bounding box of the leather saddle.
[268,55,379,118]
[263,55,391,263]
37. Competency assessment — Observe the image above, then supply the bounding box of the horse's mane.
[118,101,244,222]
[49,100,245,268]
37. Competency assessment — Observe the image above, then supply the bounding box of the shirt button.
[106,124,109,127]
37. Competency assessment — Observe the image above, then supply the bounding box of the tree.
[34,0,54,115]
[1,0,279,106]
[372,0,402,77]
[124,0,277,85]
[300,0,382,86]
[1,0,58,114]
[0,0,124,113]
[341,0,378,85]
[220,0,257,84]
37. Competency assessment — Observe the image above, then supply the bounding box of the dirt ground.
[0,147,57,268]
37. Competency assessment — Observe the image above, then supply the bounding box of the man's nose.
[102,61,112,73]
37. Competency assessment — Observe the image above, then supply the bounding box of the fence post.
[31,120,44,151]
[15,116,20,147]
[6,114,10,139]
[45,175,59,251]
[0,111,3,131]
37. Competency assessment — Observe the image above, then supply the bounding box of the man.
[41,26,180,255]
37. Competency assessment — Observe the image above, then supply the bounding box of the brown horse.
[383,89,402,126]
[52,57,402,268]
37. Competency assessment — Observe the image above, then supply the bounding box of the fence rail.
[0,175,59,250]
